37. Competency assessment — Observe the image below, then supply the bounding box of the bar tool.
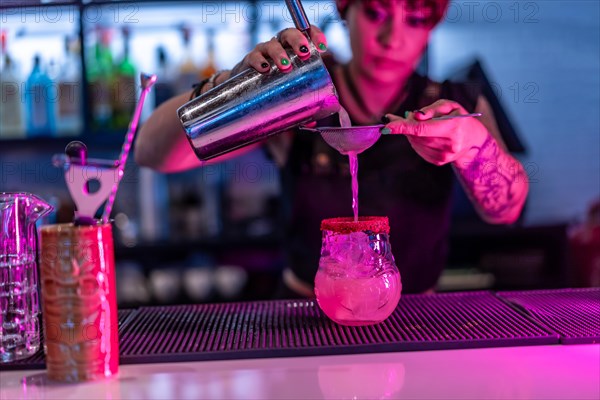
[53,73,157,224]
[303,112,484,155]
[102,73,156,222]
[429,112,482,121]
[302,125,385,155]
[0,192,53,363]
[178,0,340,161]
[285,0,310,32]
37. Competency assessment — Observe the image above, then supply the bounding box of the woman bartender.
[134,0,529,297]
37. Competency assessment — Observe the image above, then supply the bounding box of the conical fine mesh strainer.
[300,106,384,155]
[302,106,483,155]
[303,125,385,155]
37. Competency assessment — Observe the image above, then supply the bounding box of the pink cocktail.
[315,217,402,326]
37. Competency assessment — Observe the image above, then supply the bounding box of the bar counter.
[1,289,598,399]
[1,344,598,399]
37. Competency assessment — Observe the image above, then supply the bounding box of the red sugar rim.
[320,216,390,234]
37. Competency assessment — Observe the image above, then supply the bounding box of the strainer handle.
[298,126,321,134]
[285,0,310,32]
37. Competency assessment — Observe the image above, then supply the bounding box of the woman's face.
[344,0,439,83]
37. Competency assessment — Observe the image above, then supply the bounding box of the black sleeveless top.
[280,63,479,294]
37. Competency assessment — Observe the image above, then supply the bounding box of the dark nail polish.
[261,62,269,69]
[318,43,327,51]
[299,45,309,53]
[380,115,390,124]
[404,111,410,118]
[281,58,290,66]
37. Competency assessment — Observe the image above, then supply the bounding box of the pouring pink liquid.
[349,152,359,222]
[314,111,400,326]
[336,107,360,223]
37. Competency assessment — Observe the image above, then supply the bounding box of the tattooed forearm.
[453,134,529,224]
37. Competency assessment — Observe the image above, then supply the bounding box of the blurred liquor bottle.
[138,167,170,242]
[112,26,136,130]
[25,54,56,137]
[88,27,114,130]
[175,25,199,95]
[169,179,204,241]
[56,35,83,136]
[199,28,218,80]
[154,46,175,108]
[0,30,25,138]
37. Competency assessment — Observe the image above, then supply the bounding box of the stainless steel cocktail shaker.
[177,0,340,161]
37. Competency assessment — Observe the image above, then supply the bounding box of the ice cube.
[331,232,371,266]
[350,278,382,320]
[346,242,366,265]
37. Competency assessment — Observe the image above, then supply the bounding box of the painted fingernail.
[261,62,269,69]
[404,111,410,118]
[299,45,309,53]
[281,58,290,66]
[380,127,392,135]
[318,43,327,51]
[380,115,390,124]
[415,109,426,115]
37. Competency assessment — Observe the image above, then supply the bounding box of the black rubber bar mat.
[497,288,600,344]
[1,291,558,370]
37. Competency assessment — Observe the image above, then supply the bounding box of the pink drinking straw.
[101,73,157,223]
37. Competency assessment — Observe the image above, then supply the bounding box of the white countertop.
[1,344,598,400]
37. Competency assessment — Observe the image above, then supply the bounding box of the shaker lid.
[321,216,390,234]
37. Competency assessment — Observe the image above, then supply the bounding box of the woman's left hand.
[383,99,489,167]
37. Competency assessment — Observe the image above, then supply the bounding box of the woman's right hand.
[230,25,328,76]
